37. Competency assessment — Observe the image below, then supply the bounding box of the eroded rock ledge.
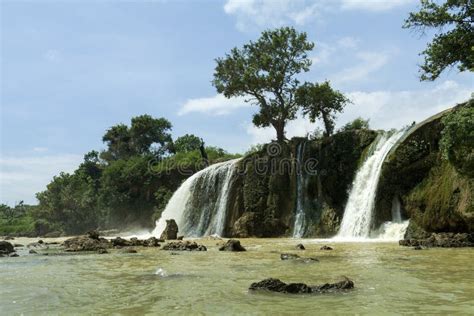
[249,277,354,294]
[399,232,474,248]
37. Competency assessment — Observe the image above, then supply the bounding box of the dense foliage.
[404,0,474,81]
[339,117,370,132]
[440,99,474,176]
[21,116,239,236]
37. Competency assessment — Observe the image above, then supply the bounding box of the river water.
[1,238,473,315]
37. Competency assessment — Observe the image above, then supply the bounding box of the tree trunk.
[322,112,333,137]
[274,121,285,142]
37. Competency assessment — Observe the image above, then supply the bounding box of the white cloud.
[33,147,48,152]
[337,36,360,49]
[223,0,325,31]
[331,51,389,84]
[340,0,414,11]
[244,80,472,145]
[340,80,473,129]
[224,0,414,31]
[311,36,361,65]
[178,94,249,116]
[0,154,82,205]
[44,49,61,62]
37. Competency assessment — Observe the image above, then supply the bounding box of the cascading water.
[336,130,407,239]
[152,158,241,238]
[293,141,307,238]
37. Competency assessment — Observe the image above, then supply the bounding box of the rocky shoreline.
[399,232,474,248]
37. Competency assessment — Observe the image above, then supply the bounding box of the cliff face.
[225,129,378,237]
[376,102,473,236]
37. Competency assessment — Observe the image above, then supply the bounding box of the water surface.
[1,238,473,315]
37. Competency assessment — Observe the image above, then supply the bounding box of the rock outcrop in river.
[249,277,354,294]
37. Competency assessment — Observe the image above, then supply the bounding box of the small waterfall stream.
[336,130,407,239]
[293,141,307,237]
[153,158,241,237]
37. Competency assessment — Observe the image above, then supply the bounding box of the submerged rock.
[160,219,179,240]
[29,249,38,254]
[97,248,108,254]
[320,245,333,250]
[280,253,318,263]
[219,239,246,252]
[120,248,137,254]
[162,241,207,251]
[0,241,15,255]
[295,243,305,250]
[399,232,474,248]
[249,277,354,294]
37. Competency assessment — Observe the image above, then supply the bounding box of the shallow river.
[1,238,473,315]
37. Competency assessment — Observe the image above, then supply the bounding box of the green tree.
[296,81,351,137]
[101,115,173,161]
[404,0,474,81]
[130,115,173,156]
[213,27,314,142]
[173,134,202,153]
[340,117,370,132]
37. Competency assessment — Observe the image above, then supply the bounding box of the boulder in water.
[120,248,137,254]
[280,253,318,263]
[111,237,130,247]
[219,239,246,252]
[295,243,305,250]
[160,219,179,240]
[249,277,354,294]
[162,241,207,251]
[0,241,15,255]
[87,230,100,240]
[63,235,111,252]
[320,245,333,250]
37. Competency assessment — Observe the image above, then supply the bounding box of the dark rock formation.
[400,232,474,248]
[0,241,15,255]
[249,277,354,294]
[111,237,130,247]
[320,245,333,250]
[63,235,111,252]
[280,253,318,263]
[160,219,179,240]
[219,239,246,251]
[120,248,137,254]
[98,248,108,254]
[87,230,100,240]
[162,241,207,251]
[376,102,473,233]
[295,243,305,250]
[29,249,38,254]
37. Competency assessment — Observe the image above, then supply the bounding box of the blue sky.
[1,0,472,204]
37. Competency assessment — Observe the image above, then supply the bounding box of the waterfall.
[337,130,407,239]
[293,141,307,238]
[152,158,241,238]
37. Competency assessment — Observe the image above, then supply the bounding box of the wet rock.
[14,244,24,248]
[29,249,38,254]
[219,239,246,252]
[63,235,111,252]
[177,236,184,241]
[0,241,15,255]
[129,237,143,247]
[38,240,44,244]
[295,243,305,250]
[413,245,423,250]
[4,236,14,240]
[97,248,108,254]
[9,253,19,257]
[143,237,161,247]
[320,245,333,250]
[280,253,300,260]
[111,237,130,247]
[399,232,474,248]
[249,277,354,294]
[280,253,318,263]
[162,241,207,251]
[87,230,100,240]
[160,219,179,240]
[43,231,62,238]
[120,248,137,254]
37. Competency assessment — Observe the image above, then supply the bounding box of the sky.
[1,0,472,205]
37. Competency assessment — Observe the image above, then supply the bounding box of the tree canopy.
[404,0,474,81]
[101,115,173,161]
[296,81,351,136]
[213,27,314,141]
[173,134,202,153]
